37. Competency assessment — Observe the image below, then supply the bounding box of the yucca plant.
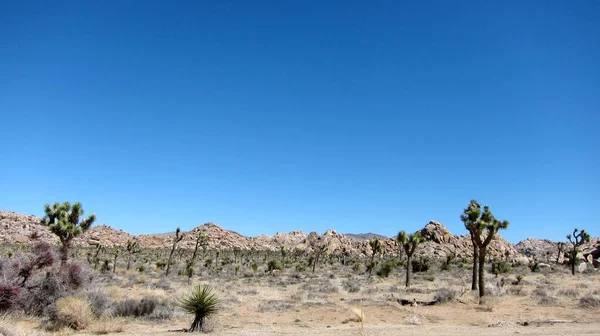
[180,285,220,332]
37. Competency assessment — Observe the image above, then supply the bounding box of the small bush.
[53,296,94,330]
[84,286,112,317]
[267,260,282,273]
[412,258,430,273]
[491,260,511,275]
[579,294,600,308]
[0,286,19,312]
[376,260,398,278]
[558,288,580,298]
[113,297,159,317]
[434,287,457,303]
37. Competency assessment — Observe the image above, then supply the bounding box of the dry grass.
[54,296,94,330]
[2,252,599,335]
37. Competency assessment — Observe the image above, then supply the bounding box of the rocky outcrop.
[0,210,595,264]
[516,237,600,265]
[0,211,57,244]
[413,221,519,260]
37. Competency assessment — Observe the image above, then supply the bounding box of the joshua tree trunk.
[405,255,412,287]
[189,314,204,332]
[59,240,69,266]
[478,246,486,299]
[571,250,576,275]
[127,254,132,270]
[471,242,478,290]
[113,253,118,273]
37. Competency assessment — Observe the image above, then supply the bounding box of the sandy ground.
[4,262,599,336]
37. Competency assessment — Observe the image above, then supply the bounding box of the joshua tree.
[397,231,425,287]
[180,285,220,332]
[126,239,140,270]
[42,202,96,266]
[191,232,207,264]
[462,201,509,300]
[112,245,120,273]
[280,246,287,265]
[92,244,104,270]
[556,242,565,264]
[368,238,382,276]
[312,244,327,273]
[567,228,590,275]
[461,200,481,290]
[166,227,184,277]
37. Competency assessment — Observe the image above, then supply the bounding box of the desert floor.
[3,261,599,336]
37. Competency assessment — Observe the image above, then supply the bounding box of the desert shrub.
[113,297,159,317]
[434,287,457,303]
[558,288,580,298]
[84,286,112,317]
[251,263,258,272]
[53,296,94,330]
[342,281,361,293]
[376,259,398,278]
[0,285,19,312]
[441,253,456,271]
[579,294,600,308]
[412,258,430,273]
[531,287,558,306]
[258,299,295,312]
[267,260,282,273]
[506,285,527,296]
[491,260,511,275]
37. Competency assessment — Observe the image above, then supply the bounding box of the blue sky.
[1,1,598,243]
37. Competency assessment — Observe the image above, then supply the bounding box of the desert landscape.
[0,208,598,336]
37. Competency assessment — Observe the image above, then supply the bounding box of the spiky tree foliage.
[165,227,183,277]
[567,228,590,275]
[462,201,509,300]
[42,202,96,265]
[461,200,481,290]
[397,231,425,287]
[180,285,220,332]
[368,238,382,276]
[126,239,140,270]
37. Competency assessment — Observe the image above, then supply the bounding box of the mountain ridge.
[1,210,598,262]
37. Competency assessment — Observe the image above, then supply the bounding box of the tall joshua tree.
[462,200,509,301]
[166,227,184,277]
[112,245,120,273]
[566,228,590,275]
[126,239,140,270]
[312,244,327,273]
[397,231,425,287]
[191,232,207,265]
[368,238,382,276]
[556,242,565,264]
[461,200,482,290]
[42,202,96,266]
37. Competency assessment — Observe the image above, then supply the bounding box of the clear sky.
[1,1,598,243]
